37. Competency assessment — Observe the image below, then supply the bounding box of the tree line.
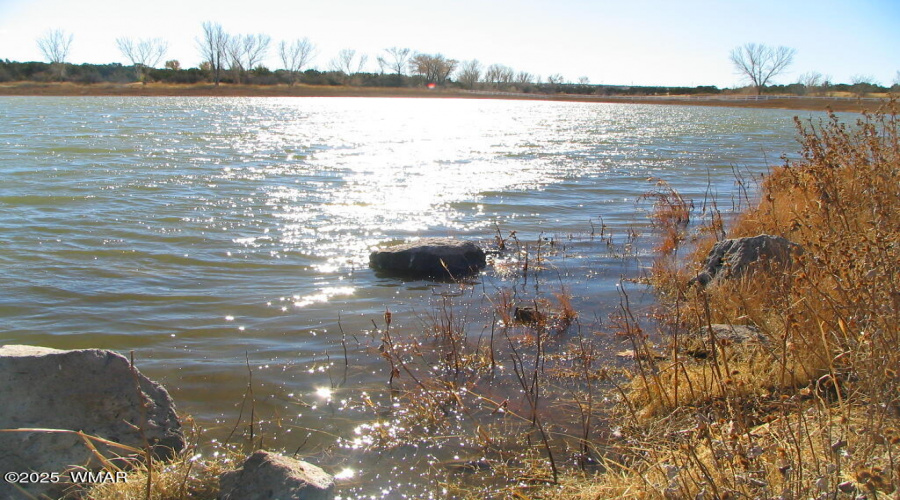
[7,26,898,97]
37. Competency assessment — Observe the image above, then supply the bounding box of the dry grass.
[557,102,900,498]
[82,418,238,500]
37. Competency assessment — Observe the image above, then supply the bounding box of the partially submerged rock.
[691,234,802,286]
[369,237,486,279]
[0,345,184,499]
[218,450,335,500]
[513,306,545,325]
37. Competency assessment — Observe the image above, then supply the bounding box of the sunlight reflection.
[292,286,355,308]
[334,468,355,480]
[255,99,570,274]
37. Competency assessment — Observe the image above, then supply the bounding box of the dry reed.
[559,102,900,499]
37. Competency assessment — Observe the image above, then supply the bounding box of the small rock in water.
[514,306,545,325]
[369,237,486,280]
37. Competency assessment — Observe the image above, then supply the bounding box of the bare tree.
[330,48,368,75]
[515,71,534,85]
[850,74,880,97]
[225,36,244,83]
[456,60,482,90]
[484,63,513,88]
[197,21,228,86]
[409,53,457,85]
[226,33,271,83]
[116,37,168,83]
[278,38,315,86]
[797,71,827,95]
[376,47,411,75]
[730,43,796,95]
[242,34,271,72]
[546,73,566,91]
[36,28,73,80]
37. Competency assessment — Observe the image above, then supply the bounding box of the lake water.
[0,96,826,497]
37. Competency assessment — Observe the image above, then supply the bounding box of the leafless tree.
[797,71,827,95]
[376,47,411,75]
[242,34,271,72]
[36,28,73,80]
[577,76,590,85]
[116,37,168,83]
[330,49,368,75]
[225,36,244,83]
[197,21,228,86]
[798,71,823,88]
[515,71,534,85]
[546,73,566,90]
[278,38,315,86]
[850,74,880,97]
[226,33,271,83]
[409,53,457,85]
[730,43,796,95]
[484,63,513,87]
[456,60,481,90]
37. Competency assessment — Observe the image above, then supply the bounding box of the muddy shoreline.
[0,81,887,113]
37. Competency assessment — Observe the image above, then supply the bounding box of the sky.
[0,0,897,88]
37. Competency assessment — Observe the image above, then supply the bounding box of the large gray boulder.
[369,237,486,279]
[691,234,802,286]
[219,450,335,500]
[0,345,184,499]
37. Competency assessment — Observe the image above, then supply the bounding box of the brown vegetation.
[560,102,900,498]
[0,81,888,112]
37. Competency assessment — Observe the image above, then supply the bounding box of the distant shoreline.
[0,81,888,113]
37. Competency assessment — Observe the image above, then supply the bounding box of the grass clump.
[566,102,900,499]
[82,418,239,500]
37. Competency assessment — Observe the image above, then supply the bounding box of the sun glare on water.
[315,387,333,400]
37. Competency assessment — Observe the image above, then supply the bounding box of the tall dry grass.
[560,103,900,499]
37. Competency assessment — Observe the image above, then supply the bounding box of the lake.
[0,96,826,497]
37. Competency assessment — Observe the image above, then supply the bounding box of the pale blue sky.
[0,0,897,87]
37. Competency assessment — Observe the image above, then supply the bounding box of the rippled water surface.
[1,96,827,496]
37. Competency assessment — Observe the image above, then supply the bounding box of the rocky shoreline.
[0,345,334,500]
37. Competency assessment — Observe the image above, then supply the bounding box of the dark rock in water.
[0,345,184,500]
[691,234,802,286]
[219,450,335,500]
[369,238,486,279]
[514,306,545,325]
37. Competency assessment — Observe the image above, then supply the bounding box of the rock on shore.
[691,234,802,286]
[369,238,486,279]
[681,324,768,359]
[0,345,184,499]
[219,450,335,500]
